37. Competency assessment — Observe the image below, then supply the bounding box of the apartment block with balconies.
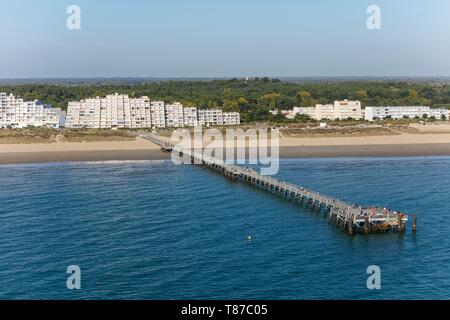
[183,107,198,127]
[165,102,185,128]
[334,100,362,120]
[198,109,223,126]
[150,101,166,128]
[0,93,64,128]
[365,106,450,121]
[223,112,240,125]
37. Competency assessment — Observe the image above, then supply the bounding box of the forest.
[2,78,450,123]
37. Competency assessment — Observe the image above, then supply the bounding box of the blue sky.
[1,0,450,78]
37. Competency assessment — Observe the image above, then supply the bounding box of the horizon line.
[2,75,450,79]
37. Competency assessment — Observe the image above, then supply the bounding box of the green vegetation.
[1,78,450,123]
[60,129,134,142]
[0,127,56,143]
[0,128,135,144]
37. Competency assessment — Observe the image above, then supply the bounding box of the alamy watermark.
[367,5,381,30]
[366,265,381,290]
[66,265,81,290]
[170,126,280,176]
[66,5,81,30]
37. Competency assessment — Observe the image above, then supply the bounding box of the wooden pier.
[145,134,413,235]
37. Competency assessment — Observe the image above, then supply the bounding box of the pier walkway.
[145,134,415,235]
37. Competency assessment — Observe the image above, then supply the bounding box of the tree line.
[1,78,450,123]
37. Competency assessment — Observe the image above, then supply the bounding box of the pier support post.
[348,217,354,236]
[397,214,406,232]
[364,217,370,234]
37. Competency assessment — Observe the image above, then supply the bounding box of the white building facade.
[128,96,151,128]
[150,101,166,128]
[315,104,335,120]
[183,107,198,127]
[334,100,362,120]
[165,102,185,128]
[288,100,362,121]
[198,109,224,126]
[365,106,450,121]
[223,112,241,125]
[66,98,100,129]
[65,94,240,129]
[66,94,152,129]
[0,92,65,128]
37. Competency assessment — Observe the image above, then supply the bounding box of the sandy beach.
[2,128,450,164]
[280,133,450,147]
[0,137,167,164]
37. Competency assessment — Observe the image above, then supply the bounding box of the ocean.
[0,157,449,299]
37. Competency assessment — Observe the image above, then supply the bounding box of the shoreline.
[2,143,450,164]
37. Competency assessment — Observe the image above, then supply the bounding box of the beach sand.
[280,133,450,146]
[2,131,450,164]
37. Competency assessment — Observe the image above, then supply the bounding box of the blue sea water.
[0,157,449,300]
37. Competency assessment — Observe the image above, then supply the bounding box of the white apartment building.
[99,93,128,129]
[150,101,166,128]
[426,108,449,119]
[127,96,151,128]
[223,112,241,125]
[315,104,335,120]
[334,100,362,120]
[165,102,185,128]
[279,100,362,121]
[365,106,450,121]
[198,109,223,126]
[183,107,198,127]
[0,93,64,128]
[44,107,65,128]
[66,94,241,129]
[66,98,100,128]
[66,94,152,129]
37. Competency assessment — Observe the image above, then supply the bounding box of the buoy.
[247,235,253,241]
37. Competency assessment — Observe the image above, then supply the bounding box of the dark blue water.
[0,157,449,299]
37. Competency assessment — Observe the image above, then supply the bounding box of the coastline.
[2,143,450,164]
[3,131,450,164]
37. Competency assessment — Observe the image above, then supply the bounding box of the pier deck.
[145,134,415,235]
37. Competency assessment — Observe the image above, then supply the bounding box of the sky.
[1,0,450,78]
